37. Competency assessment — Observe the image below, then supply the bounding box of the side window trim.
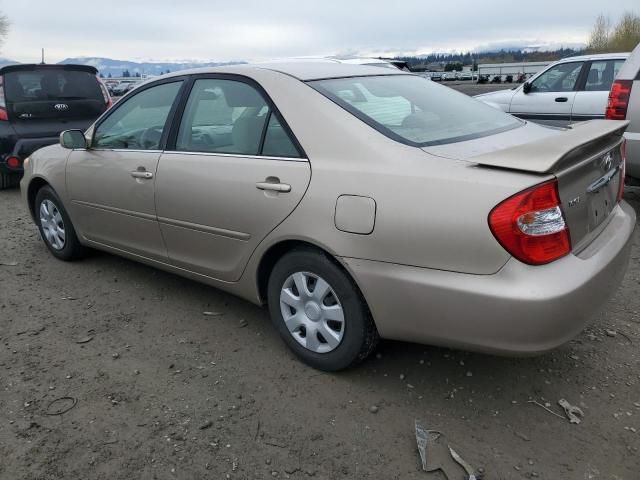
[90,76,189,151]
[257,110,272,156]
[575,61,593,92]
[165,73,307,159]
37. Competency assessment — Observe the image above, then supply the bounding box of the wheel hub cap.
[304,302,322,321]
[39,199,66,251]
[279,272,345,354]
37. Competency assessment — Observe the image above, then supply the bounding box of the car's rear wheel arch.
[256,240,370,312]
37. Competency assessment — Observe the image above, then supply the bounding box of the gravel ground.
[442,80,515,97]
[1,178,639,477]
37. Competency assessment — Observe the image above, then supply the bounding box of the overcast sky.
[1,0,638,63]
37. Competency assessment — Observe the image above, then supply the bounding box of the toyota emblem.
[54,103,69,111]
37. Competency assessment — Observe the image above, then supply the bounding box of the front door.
[156,77,311,281]
[66,80,184,260]
[510,61,584,127]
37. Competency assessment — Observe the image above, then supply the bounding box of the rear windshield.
[309,75,522,146]
[3,69,102,102]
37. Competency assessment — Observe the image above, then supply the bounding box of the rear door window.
[176,78,301,158]
[584,59,626,91]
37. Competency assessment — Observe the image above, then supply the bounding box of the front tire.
[35,186,85,261]
[267,248,378,371]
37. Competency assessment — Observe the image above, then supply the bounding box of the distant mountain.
[58,57,246,78]
[0,57,18,66]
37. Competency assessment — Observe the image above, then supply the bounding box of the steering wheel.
[139,126,164,150]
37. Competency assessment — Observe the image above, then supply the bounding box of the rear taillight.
[6,156,21,169]
[0,75,7,121]
[605,80,633,120]
[489,180,571,265]
[618,140,626,202]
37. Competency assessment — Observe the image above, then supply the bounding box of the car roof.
[160,62,408,82]
[555,52,630,63]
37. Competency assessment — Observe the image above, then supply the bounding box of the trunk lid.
[424,119,629,252]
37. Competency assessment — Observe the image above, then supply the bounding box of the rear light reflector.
[489,180,571,265]
[0,108,7,121]
[605,80,633,120]
[6,156,21,169]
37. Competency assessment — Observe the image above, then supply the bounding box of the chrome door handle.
[256,181,291,193]
[131,170,153,179]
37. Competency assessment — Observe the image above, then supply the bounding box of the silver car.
[21,63,636,370]
[609,42,640,183]
[476,53,629,127]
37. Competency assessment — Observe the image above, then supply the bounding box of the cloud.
[1,0,637,62]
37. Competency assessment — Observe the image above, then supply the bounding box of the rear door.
[66,79,184,260]
[571,58,626,122]
[509,61,585,126]
[156,76,311,282]
[4,66,110,139]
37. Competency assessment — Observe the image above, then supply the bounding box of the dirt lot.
[1,187,640,479]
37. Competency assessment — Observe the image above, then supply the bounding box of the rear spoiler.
[472,120,629,174]
[0,64,99,75]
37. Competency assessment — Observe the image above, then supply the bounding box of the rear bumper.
[343,201,636,355]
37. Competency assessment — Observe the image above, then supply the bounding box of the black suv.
[0,64,111,188]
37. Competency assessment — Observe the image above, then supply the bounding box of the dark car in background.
[0,63,111,188]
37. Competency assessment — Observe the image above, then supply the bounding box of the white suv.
[609,42,640,183]
[475,53,629,127]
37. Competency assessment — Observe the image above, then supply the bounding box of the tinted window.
[94,81,182,150]
[177,79,269,156]
[3,69,103,102]
[530,62,583,93]
[584,59,626,91]
[310,75,521,146]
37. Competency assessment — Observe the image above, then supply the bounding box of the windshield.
[3,69,102,102]
[309,75,522,146]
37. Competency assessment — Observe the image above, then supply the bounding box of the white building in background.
[477,61,551,77]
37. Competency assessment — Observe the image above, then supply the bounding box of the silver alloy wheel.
[39,199,66,251]
[279,271,345,353]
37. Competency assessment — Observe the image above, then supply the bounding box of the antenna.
[41,48,45,64]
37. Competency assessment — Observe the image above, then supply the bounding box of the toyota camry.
[21,62,636,370]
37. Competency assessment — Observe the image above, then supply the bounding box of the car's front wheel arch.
[27,177,52,222]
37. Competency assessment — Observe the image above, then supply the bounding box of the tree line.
[587,11,640,52]
[393,48,584,70]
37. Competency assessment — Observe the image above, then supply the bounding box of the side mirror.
[60,130,87,149]
[522,82,532,94]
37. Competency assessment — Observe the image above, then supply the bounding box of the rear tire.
[35,186,86,261]
[267,248,378,371]
[0,172,21,190]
